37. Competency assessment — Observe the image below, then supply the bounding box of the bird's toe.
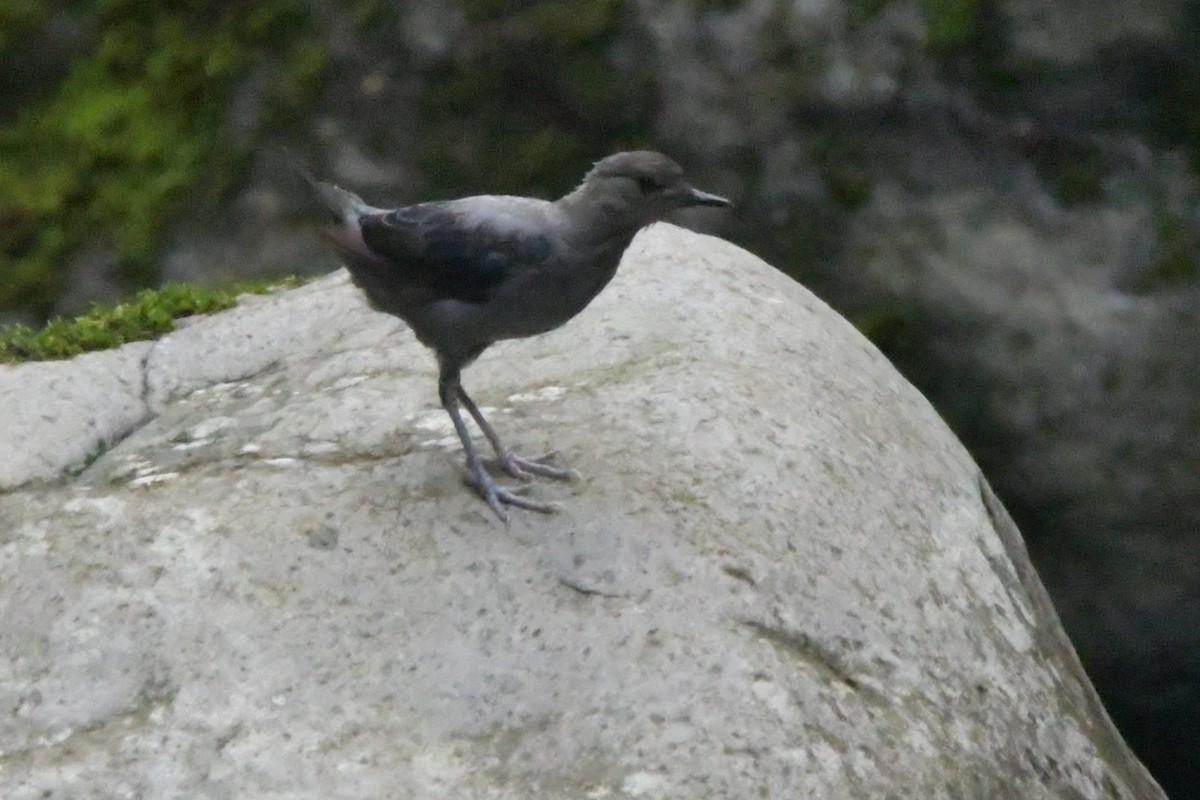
[487,451,576,482]
[464,469,559,523]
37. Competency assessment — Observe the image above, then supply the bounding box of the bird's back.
[320,190,596,359]
[311,152,720,362]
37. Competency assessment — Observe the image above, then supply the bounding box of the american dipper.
[311,151,730,522]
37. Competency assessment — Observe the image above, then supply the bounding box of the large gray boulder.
[0,226,1162,799]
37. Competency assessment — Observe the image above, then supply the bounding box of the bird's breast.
[488,237,632,340]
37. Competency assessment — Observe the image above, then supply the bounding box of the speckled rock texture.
[0,226,1163,799]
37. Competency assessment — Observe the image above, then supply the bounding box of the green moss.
[1023,136,1107,205]
[1134,209,1200,292]
[848,0,890,26]
[0,1,326,319]
[1147,4,1200,173]
[746,209,832,289]
[416,0,653,200]
[921,0,979,51]
[0,0,44,53]
[923,0,1019,107]
[853,305,919,358]
[812,135,874,210]
[0,277,302,363]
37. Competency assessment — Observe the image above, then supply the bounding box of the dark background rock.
[2,2,1197,795]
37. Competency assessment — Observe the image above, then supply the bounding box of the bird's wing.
[358,197,558,304]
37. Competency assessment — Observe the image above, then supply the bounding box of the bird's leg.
[438,370,558,522]
[455,386,576,482]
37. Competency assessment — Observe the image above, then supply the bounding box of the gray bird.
[310,151,730,522]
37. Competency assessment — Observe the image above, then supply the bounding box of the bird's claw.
[464,470,561,524]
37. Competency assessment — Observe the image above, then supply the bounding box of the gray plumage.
[311,151,730,521]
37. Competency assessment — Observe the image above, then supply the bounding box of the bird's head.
[564,151,730,228]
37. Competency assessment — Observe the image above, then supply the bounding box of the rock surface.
[0,226,1163,798]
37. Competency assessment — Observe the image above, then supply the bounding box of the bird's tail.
[263,145,377,224]
[294,171,391,271]
[302,173,379,225]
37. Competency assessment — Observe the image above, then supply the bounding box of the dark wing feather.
[359,202,554,304]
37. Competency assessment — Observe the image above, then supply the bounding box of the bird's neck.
[556,183,647,249]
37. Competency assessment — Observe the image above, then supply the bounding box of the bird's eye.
[635,176,664,194]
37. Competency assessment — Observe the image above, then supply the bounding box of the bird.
[309,151,730,522]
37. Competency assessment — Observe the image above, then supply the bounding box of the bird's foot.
[485,450,580,483]
[464,469,561,524]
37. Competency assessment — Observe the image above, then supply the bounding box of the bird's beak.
[681,186,732,208]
